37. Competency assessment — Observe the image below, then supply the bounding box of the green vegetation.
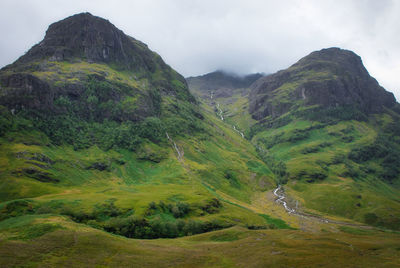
[189,66,400,232]
[1,17,400,266]
[257,214,294,229]
[249,112,400,229]
[0,95,281,242]
[349,134,400,183]
[0,219,399,267]
[0,72,203,152]
[338,226,375,235]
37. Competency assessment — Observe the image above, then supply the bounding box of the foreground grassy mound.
[0,215,399,267]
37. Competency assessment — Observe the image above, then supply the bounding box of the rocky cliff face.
[14,13,158,72]
[249,48,396,120]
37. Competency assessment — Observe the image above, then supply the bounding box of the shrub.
[256,148,288,183]
[138,117,165,143]
[0,200,35,221]
[288,129,310,142]
[301,105,367,123]
[92,199,123,221]
[349,134,400,182]
[224,170,241,188]
[145,201,191,218]
[200,198,222,214]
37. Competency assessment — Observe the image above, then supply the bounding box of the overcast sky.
[0,0,399,100]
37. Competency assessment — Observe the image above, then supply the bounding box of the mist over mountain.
[187,70,263,91]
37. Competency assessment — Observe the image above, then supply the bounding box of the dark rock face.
[15,13,157,72]
[0,73,53,112]
[249,48,396,120]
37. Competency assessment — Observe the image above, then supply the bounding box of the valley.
[0,12,399,267]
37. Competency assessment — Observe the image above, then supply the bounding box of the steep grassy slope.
[252,115,400,230]
[188,71,260,136]
[0,13,283,244]
[188,48,400,231]
[247,49,400,230]
[0,109,281,239]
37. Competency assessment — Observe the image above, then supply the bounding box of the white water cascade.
[273,185,295,214]
[166,132,183,160]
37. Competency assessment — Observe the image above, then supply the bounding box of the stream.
[210,93,245,139]
[273,185,296,214]
[166,132,183,160]
[233,125,245,138]
[208,92,368,228]
[272,185,371,227]
[216,102,224,120]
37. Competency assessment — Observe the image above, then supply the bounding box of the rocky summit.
[15,12,157,71]
[0,12,194,124]
[249,48,396,120]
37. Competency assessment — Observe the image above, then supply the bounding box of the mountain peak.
[0,13,194,121]
[187,70,263,92]
[14,12,151,71]
[302,47,358,60]
[249,47,396,120]
[292,47,367,77]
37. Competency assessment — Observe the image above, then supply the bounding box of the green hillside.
[189,48,400,231]
[0,13,400,267]
[0,13,281,241]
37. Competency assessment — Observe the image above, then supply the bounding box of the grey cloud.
[0,0,398,100]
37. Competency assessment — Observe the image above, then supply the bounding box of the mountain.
[187,71,263,133]
[187,70,263,98]
[0,12,278,240]
[0,14,400,267]
[0,12,196,129]
[189,47,400,231]
[249,48,396,119]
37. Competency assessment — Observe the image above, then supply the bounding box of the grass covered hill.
[0,12,279,245]
[0,13,400,267]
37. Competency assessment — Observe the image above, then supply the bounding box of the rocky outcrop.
[249,48,396,120]
[13,13,159,73]
[0,73,53,112]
